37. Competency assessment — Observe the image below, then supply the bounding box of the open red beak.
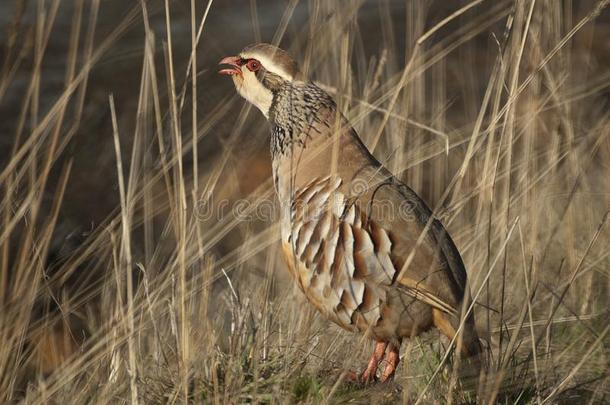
[218,56,242,76]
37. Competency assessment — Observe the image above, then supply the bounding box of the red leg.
[380,343,400,382]
[360,341,387,383]
[344,341,387,384]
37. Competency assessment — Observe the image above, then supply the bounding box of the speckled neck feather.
[268,81,335,159]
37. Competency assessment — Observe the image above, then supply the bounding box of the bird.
[219,43,481,383]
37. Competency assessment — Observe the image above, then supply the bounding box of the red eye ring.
[246,59,261,72]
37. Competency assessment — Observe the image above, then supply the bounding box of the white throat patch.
[232,69,273,118]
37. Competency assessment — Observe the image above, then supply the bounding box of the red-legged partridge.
[219,43,480,383]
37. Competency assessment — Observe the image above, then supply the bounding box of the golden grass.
[0,0,609,403]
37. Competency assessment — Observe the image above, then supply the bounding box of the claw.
[360,369,379,385]
[343,369,378,386]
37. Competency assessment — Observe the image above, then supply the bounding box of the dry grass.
[1,0,609,403]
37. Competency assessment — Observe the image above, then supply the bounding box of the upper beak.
[218,56,242,76]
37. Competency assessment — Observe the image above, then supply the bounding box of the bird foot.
[360,368,379,384]
[343,370,378,386]
[344,368,399,386]
[342,341,400,385]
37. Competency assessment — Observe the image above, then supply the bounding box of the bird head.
[219,43,300,118]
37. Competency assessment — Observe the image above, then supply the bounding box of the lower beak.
[218,56,242,76]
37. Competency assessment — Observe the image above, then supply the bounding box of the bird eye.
[246,59,260,72]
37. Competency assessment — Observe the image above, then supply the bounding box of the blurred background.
[0,0,609,403]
